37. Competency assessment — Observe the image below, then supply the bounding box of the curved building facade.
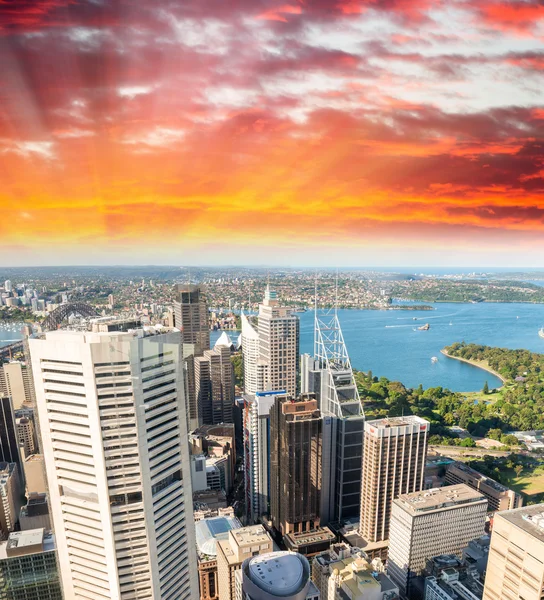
[240,552,318,600]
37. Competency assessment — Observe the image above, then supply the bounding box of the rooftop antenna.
[314,271,318,358]
[335,268,339,318]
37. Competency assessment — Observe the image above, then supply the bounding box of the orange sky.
[0,0,543,266]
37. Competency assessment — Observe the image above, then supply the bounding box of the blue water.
[213,303,544,392]
[0,324,25,347]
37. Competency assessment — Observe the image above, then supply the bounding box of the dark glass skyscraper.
[0,397,21,471]
[173,284,210,354]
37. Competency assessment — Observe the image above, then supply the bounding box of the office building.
[238,551,319,600]
[445,461,523,512]
[270,394,322,536]
[196,515,242,600]
[270,394,333,554]
[16,417,35,458]
[483,504,544,600]
[0,529,61,600]
[19,493,51,532]
[174,284,210,353]
[0,362,33,409]
[359,416,429,558]
[257,286,299,396]
[217,525,274,600]
[425,571,484,600]
[195,346,235,425]
[0,397,21,473]
[22,454,46,495]
[312,543,398,600]
[388,485,487,597]
[243,392,283,524]
[240,313,263,395]
[29,327,198,600]
[0,463,22,538]
[301,308,364,524]
[3,281,12,293]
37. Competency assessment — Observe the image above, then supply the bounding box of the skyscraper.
[359,416,429,559]
[195,346,235,425]
[243,392,284,524]
[174,284,210,353]
[16,417,35,458]
[270,394,323,543]
[29,327,198,600]
[256,286,299,396]
[388,485,487,597]
[483,504,544,600]
[301,308,364,524]
[0,362,33,409]
[0,397,21,473]
[240,313,262,395]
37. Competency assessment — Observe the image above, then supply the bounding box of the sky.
[0,0,543,267]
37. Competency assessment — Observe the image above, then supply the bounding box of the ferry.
[539,328,544,339]
[417,323,430,331]
[431,356,438,363]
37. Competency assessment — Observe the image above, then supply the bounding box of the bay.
[212,303,544,392]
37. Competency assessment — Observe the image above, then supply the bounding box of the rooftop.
[499,504,544,543]
[195,515,241,557]
[246,551,310,597]
[0,529,55,559]
[448,461,511,493]
[395,485,487,515]
[365,415,429,430]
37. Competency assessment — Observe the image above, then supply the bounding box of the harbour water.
[212,302,544,392]
[4,302,543,392]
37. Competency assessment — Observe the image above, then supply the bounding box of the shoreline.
[440,348,506,388]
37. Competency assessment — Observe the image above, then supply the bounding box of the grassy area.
[502,468,544,501]
[462,390,503,405]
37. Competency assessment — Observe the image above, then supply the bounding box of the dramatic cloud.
[0,0,543,265]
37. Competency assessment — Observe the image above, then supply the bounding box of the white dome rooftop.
[247,552,309,597]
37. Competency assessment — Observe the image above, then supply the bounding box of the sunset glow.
[0,0,543,266]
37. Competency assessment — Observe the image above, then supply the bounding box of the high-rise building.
[243,392,283,524]
[19,493,51,531]
[16,417,35,458]
[29,328,198,600]
[4,281,12,293]
[312,543,397,600]
[445,461,523,512]
[270,394,332,554]
[0,463,23,538]
[301,309,364,524]
[23,454,46,495]
[174,284,210,354]
[387,485,487,597]
[240,313,262,395]
[249,286,300,395]
[0,397,21,473]
[195,346,235,425]
[0,529,62,600]
[483,504,544,600]
[238,552,319,600]
[0,362,33,409]
[216,525,274,600]
[359,416,429,559]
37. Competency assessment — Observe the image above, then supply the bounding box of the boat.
[449,321,453,326]
[417,323,430,331]
[431,356,438,363]
[539,328,544,339]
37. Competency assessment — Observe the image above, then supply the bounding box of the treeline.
[355,343,544,443]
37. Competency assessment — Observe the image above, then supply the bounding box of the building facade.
[196,346,235,425]
[445,461,522,512]
[359,416,429,558]
[216,525,274,600]
[174,284,210,354]
[16,418,35,459]
[0,397,21,473]
[388,485,488,597]
[239,552,319,600]
[0,362,33,410]
[270,394,322,537]
[0,529,62,600]
[29,328,198,600]
[0,463,22,538]
[483,505,544,600]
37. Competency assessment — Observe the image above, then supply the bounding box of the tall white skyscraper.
[4,281,12,293]
[241,286,299,397]
[29,327,198,600]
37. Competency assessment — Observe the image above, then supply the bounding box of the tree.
[461,437,476,447]
[483,381,489,394]
[231,353,244,387]
[514,464,523,479]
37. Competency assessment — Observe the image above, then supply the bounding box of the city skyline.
[1,1,543,267]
